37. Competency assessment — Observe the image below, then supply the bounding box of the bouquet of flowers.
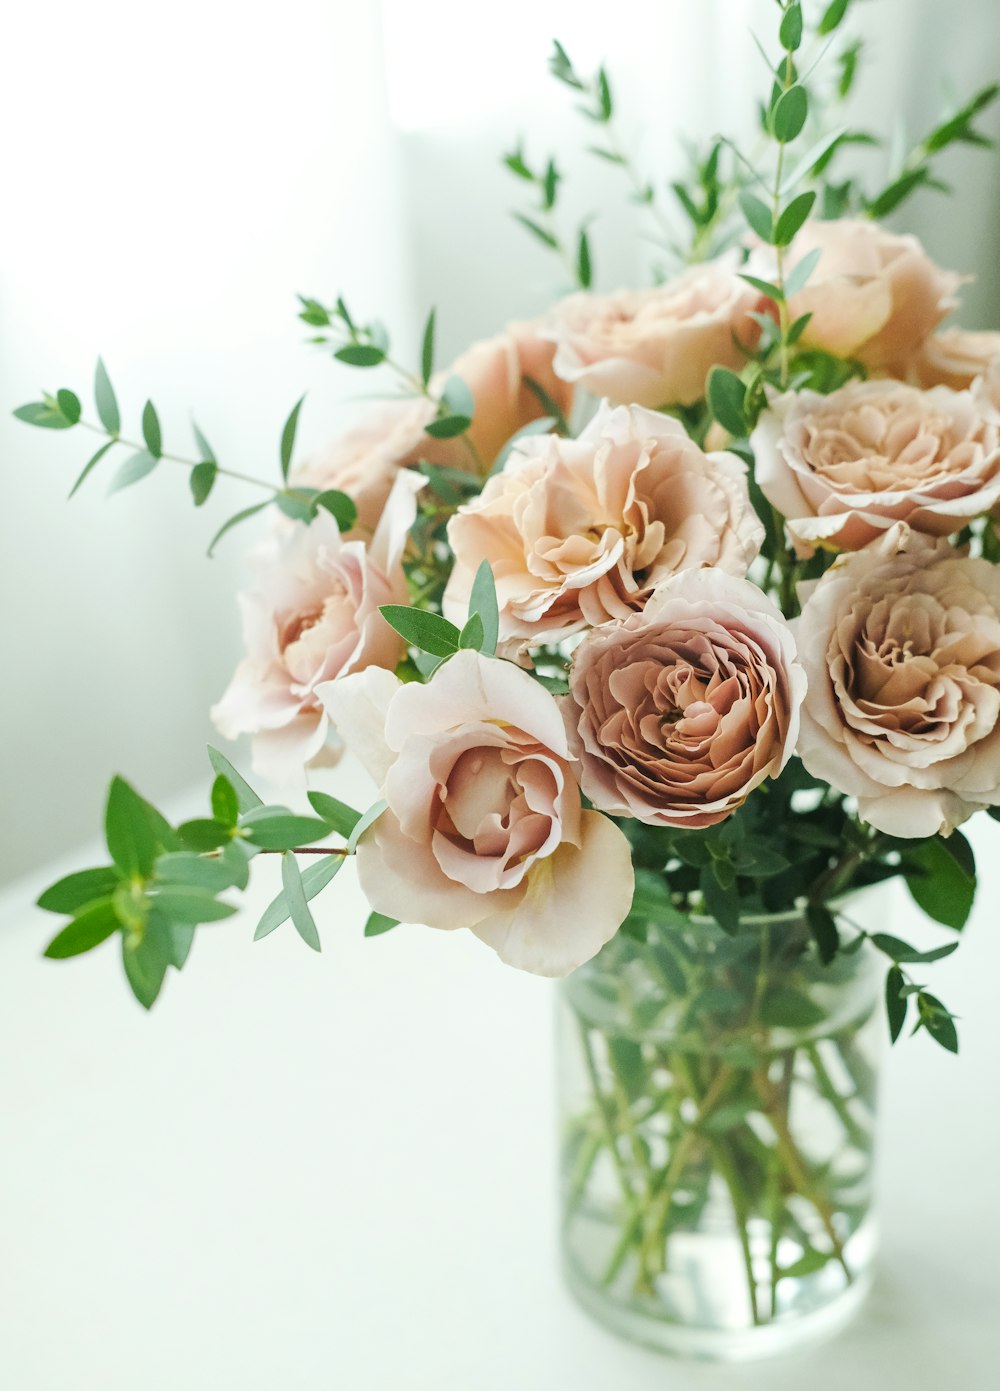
[18,0,999,1359]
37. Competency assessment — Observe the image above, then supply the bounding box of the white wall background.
[2,0,998,884]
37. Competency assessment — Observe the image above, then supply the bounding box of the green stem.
[79,420,285,496]
[705,1137,762,1325]
[805,1043,870,1151]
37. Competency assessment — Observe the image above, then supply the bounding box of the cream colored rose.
[544,251,762,408]
[293,321,572,535]
[563,570,805,829]
[443,402,764,644]
[752,380,1000,554]
[908,328,1000,390]
[752,219,961,373]
[796,527,1000,836]
[319,652,634,976]
[211,472,422,782]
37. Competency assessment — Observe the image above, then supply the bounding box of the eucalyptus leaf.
[379,606,461,657]
[207,746,263,812]
[468,559,499,656]
[141,400,162,458]
[280,395,306,481]
[364,912,400,937]
[281,853,322,951]
[38,866,122,915]
[108,449,158,494]
[44,899,120,959]
[94,358,120,435]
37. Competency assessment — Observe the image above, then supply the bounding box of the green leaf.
[780,1248,832,1280]
[522,374,571,434]
[168,921,195,970]
[513,212,559,250]
[281,853,322,951]
[425,414,472,440]
[577,228,592,288]
[348,799,388,853]
[870,934,959,965]
[211,774,240,827]
[806,903,840,964]
[105,776,160,878]
[306,791,362,839]
[774,190,815,246]
[310,489,358,532]
[503,147,534,180]
[14,401,76,429]
[707,367,747,437]
[38,866,122,914]
[192,421,217,463]
[334,344,385,368]
[220,841,253,890]
[207,502,268,556]
[68,440,116,498]
[43,899,120,958]
[906,837,974,930]
[819,0,850,33]
[279,394,306,481]
[108,449,158,494]
[772,85,808,143]
[779,3,802,50]
[254,853,344,941]
[177,817,233,852]
[759,986,826,1029]
[149,886,237,923]
[468,559,499,657]
[94,358,120,435]
[190,460,217,506]
[739,272,783,301]
[364,911,400,937]
[141,400,162,458]
[866,167,933,219]
[702,1097,758,1135]
[919,992,959,1054]
[942,827,975,879]
[122,924,170,1009]
[56,389,82,424]
[155,852,239,893]
[240,810,331,852]
[379,606,461,657]
[700,868,739,935]
[885,966,907,1044]
[739,190,773,241]
[416,461,482,504]
[459,612,485,651]
[420,309,436,385]
[207,746,263,812]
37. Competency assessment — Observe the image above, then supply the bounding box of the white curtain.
[1,0,997,883]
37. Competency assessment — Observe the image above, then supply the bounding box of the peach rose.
[796,527,1000,836]
[544,251,762,408]
[319,652,634,976]
[293,321,572,535]
[443,402,764,644]
[908,328,1000,390]
[974,356,1000,420]
[563,570,805,829]
[211,471,422,781]
[751,219,961,373]
[752,379,1000,554]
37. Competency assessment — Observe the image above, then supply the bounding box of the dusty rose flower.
[292,322,572,535]
[908,328,1000,390]
[796,527,1000,836]
[443,402,764,644]
[211,472,422,782]
[563,570,805,829]
[544,252,762,408]
[319,652,634,976]
[752,379,1000,554]
[751,219,961,373]
[974,356,1000,419]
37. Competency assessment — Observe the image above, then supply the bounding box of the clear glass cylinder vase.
[558,908,882,1361]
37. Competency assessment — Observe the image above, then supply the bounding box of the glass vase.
[557,907,881,1361]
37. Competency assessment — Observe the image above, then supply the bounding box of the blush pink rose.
[752,379,1000,554]
[292,321,572,535]
[544,251,762,408]
[563,570,805,829]
[319,652,634,976]
[211,472,422,782]
[443,402,764,645]
[753,219,962,374]
[908,328,1000,391]
[796,527,1000,836]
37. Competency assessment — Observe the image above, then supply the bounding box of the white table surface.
[2,762,998,1390]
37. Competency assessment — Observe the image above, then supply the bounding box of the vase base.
[562,1253,873,1362]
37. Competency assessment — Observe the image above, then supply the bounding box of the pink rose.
[755,219,961,373]
[563,570,805,829]
[293,321,572,535]
[796,527,1000,836]
[544,252,762,408]
[443,402,763,645]
[908,328,1000,391]
[319,652,634,976]
[752,379,1000,554]
[211,472,422,781]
